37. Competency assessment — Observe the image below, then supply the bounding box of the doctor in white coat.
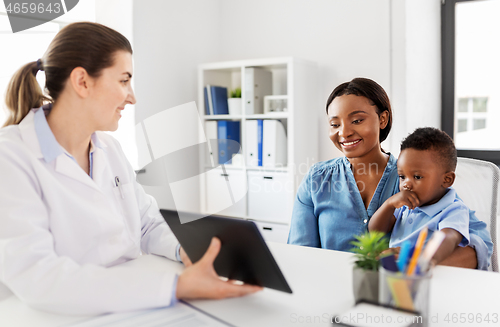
[0,22,261,315]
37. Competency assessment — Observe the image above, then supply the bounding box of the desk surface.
[1,242,499,327]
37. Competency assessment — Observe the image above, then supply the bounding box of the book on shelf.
[204,85,229,115]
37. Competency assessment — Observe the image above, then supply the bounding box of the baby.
[369,127,469,264]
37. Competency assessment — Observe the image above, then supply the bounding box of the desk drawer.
[206,168,246,217]
[255,221,289,244]
[247,171,293,223]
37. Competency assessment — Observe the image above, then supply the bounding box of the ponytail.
[3,60,50,127]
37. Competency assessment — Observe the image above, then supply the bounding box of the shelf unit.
[198,57,318,242]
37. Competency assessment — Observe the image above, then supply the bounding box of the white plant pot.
[228,98,242,115]
[352,267,379,303]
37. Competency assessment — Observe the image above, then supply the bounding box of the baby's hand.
[388,190,419,210]
[380,247,401,260]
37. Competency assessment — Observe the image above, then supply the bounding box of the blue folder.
[210,86,229,115]
[257,120,263,166]
[217,121,240,164]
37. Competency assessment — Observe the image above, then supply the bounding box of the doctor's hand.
[179,247,192,267]
[176,237,263,300]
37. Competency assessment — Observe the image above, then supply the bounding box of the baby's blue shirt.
[390,188,470,248]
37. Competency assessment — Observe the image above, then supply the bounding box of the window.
[456,96,488,133]
[442,0,500,163]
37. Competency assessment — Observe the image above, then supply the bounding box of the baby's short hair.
[400,127,457,172]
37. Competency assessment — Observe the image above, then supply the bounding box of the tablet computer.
[160,209,292,293]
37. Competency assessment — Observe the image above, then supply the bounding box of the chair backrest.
[453,157,499,272]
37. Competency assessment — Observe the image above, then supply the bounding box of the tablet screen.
[161,209,292,293]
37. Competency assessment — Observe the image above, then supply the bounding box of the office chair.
[453,157,499,272]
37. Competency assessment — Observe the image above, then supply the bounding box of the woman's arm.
[109,136,180,260]
[368,200,397,233]
[432,228,463,264]
[288,168,321,247]
[466,211,493,270]
[438,198,492,270]
[438,245,478,268]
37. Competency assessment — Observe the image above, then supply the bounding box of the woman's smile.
[340,138,362,149]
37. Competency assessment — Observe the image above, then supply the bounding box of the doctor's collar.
[34,105,64,163]
[34,105,105,163]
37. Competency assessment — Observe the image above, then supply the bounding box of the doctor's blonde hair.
[3,22,132,127]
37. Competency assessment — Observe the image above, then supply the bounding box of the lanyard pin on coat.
[115,176,124,199]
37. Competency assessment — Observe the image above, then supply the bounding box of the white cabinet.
[254,221,290,244]
[247,171,293,224]
[205,168,246,218]
[198,57,318,243]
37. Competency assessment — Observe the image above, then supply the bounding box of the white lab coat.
[0,109,180,315]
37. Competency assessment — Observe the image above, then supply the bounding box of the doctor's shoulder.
[95,131,126,158]
[0,125,37,163]
[94,131,134,171]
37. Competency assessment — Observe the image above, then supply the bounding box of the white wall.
[404,0,442,136]
[389,0,441,157]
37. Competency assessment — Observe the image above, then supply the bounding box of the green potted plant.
[350,231,389,303]
[228,87,242,115]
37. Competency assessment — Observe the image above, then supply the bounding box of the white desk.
[1,243,499,327]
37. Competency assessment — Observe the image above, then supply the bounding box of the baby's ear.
[443,171,456,188]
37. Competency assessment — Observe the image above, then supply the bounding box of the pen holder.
[379,267,432,326]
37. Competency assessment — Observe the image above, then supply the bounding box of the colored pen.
[418,230,446,272]
[397,240,412,273]
[406,227,428,276]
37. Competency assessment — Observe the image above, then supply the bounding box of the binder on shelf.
[245,120,260,167]
[205,121,218,167]
[211,86,229,115]
[217,121,241,165]
[204,85,229,115]
[245,68,272,115]
[257,119,263,166]
[262,120,287,167]
[204,85,214,115]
